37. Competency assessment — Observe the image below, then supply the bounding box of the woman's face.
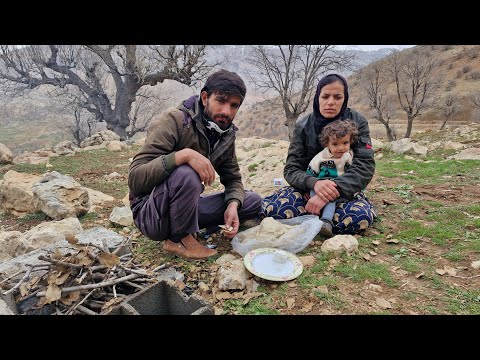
[319,81,345,119]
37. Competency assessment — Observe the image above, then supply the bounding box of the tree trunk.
[285,115,298,142]
[404,113,414,138]
[384,124,396,142]
[440,116,450,130]
[106,122,128,140]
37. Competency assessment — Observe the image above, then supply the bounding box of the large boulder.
[0,171,41,216]
[32,171,90,220]
[53,141,78,155]
[80,130,120,148]
[384,138,428,157]
[19,217,83,254]
[0,231,24,262]
[0,143,13,164]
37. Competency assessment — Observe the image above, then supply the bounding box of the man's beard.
[204,104,232,130]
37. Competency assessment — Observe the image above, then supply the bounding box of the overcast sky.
[337,45,415,51]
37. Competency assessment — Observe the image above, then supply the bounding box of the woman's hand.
[313,179,339,202]
[305,194,328,215]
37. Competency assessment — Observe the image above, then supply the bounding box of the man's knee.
[170,164,203,193]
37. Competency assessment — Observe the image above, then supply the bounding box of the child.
[306,120,358,238]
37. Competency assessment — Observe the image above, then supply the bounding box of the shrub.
[467,71,480,80]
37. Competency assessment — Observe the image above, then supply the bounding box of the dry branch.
[36,273,140,297]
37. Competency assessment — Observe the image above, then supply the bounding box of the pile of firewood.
[0,234,165,315]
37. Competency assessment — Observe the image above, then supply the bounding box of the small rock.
[375,297,392,309]
[386,239,399,244]
[299,255,315,267]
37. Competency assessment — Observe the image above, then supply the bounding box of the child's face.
[328,134,351,158]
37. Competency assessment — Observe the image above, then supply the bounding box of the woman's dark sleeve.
[283,122,318,192]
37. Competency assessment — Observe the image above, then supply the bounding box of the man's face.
[201,91,242,130]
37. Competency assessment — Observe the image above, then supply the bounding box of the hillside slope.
[235,45,480,140]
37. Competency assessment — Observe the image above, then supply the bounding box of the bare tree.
[439,95,460,130]
[385,48,440,138]
[471,92,480,109]
[363,63,397,142]
[65,106,99,146]
[247,45,355,140]
[0,45,215,139]
[128,87,170,137]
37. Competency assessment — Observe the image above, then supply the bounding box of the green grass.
[445,288,480,314]
[18,211,48,222]
[377,155,480,185]
[313,289,345,308]
[395,220,431,243]
[0,163,46,179]
[223,296,278,315]
[133,236,162,262]
[465,205,480,215]
[79,212,98,223]
[49,149,127,175]
[334,262,397,287]
[397,257,421,273]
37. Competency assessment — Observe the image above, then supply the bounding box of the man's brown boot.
[163,234,217,260]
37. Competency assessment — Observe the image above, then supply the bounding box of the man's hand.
[313,179,340,202]
[305,194,328,215]
[176,148,216,186]
[223,201,240,239]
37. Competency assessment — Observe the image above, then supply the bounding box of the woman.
[261,73,377,235]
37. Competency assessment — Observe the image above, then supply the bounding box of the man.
[128,69,262,260]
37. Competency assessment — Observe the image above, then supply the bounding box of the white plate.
[243,248,303,281]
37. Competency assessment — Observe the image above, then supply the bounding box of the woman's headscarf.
[312,73,349,135]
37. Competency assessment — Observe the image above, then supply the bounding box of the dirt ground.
[1,135,479,315]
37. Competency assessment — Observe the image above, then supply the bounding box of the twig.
[36,273,140,297]
[118,264,151,276]
[66,289,96,315]
[76,304,97,315]
[112,234,133,255]
[17,287,42,302]
[119,253,133,260]
[84,242,106,253]
[112,285,117,298]
[90,265,109,272]
[3,265,37,295]
[448,274,480,279]
[152,264,167,272]
[399,280,409,289]
[83,300,103,310]
[131,277,157,283]
[124,281,144,290]
[101,239,111,254]
[0,270,24,285]
[38,255,85,269]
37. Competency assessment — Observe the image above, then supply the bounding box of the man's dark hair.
[200,69,246,103]
[320,120,358,147]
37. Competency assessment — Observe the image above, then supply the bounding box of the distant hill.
[0,46,429,154]
[349,45,480,139]
[235,45,480,140]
